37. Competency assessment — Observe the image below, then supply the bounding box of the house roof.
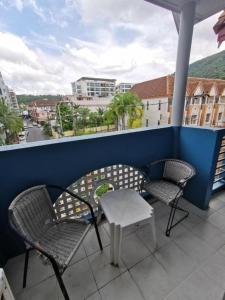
[217,83,225,94]
[131,75,225,100]
[76,77,116,82]
[29,99,61,107]
[213,10,225,34]
[130,76,168,100]
[145,0,225,25]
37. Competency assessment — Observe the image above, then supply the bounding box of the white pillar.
[172,1,196,126]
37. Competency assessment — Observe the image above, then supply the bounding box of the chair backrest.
[54,164,144,220]
[163,159,195,184]
[9,185,56,244]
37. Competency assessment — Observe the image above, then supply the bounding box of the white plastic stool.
[100,189,156,266]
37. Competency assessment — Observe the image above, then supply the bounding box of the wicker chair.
[143,159,196,236]
[8,185,103,300]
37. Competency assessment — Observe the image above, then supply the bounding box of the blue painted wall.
[0,126,175,264]
[178,127,225,209]
[1,125,224,265]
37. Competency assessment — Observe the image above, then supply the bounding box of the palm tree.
[0,99,23,144]
[109,92,143,130]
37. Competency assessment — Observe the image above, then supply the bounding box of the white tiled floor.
[4,192,225,300]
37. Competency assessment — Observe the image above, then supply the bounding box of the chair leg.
[23,248,30,288]
[93,219,103,251]
[50,258,70,300]
[165,198,189,237]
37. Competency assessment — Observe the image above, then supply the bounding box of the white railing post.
[172,1,196,126]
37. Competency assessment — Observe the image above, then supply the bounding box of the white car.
[33,122,38,126]
[28,124,33,128]
[19,132,26,141]
[37,124,41,128]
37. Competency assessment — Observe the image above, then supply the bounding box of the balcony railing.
[213,136,225,189]
[1,125,225,267]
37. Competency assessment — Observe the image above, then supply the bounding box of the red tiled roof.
[186,81,199,95]
[217,83,225,95]
[29,99,61,107]
[130,76,168,99]
[213,10,225,34]
[131,75,225,100]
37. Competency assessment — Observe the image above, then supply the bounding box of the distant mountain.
[188,50,225,80]
[17,94,62,104]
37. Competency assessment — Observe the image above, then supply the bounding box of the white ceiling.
[145,0,225,24]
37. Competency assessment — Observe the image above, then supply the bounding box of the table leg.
[110,223,115,264]
[113,224,122,266]
[150,213,157,251]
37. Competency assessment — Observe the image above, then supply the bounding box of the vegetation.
[54,92,143,136]
[56,102,74,132]
[108,92,143,130]
[43,122,52,136]
[95,183,111,198]
[0,99,23,144]
[17,94,62,105]
[188,50,225,80]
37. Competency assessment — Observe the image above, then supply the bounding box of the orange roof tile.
[130,76,168,99]
[131,75,225,100]
[217,83,225,95]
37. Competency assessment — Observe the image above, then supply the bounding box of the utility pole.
[57,104,63,137]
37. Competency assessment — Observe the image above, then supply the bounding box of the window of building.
[215,96,219,104]
[218,112,223,120]
[191,115,198,124]
[145,119,149,127]
[193,97,200,105]
[205,113,211,122]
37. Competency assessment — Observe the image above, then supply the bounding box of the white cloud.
[0,0,224,94]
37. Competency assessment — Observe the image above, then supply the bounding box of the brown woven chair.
[143,159,196,236]
[8,185,103,300]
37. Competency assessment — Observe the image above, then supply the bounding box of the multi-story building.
[8,89,19,110]
[116,83,134,94]
[0,72,11,106]
[71,77,116,98]
[0,73,19,110]
[28,99,61,122]
[131,75,225,128]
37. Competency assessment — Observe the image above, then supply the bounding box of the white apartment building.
[0,72,18,110]
[0,73,11,106]
[8,89,19,110]
[71,77,116,98]
[116,83,134,93]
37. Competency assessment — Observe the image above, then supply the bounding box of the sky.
[0,0,224,95]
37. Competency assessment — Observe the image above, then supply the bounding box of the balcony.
[4,191,225,300]
[1,125,225,299]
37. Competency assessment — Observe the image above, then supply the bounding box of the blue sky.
[0,0,223,94]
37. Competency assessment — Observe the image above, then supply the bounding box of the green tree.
[108,92,143,130]
[103,109,117,131]
[0,99,23,144]
[43,122,52,136]
[77,107,90,132]
[56,103,73,133]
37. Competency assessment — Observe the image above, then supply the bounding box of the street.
[25,120,50,143]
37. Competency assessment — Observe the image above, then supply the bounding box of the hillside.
[188,50,225,80]
[17,94,62,104]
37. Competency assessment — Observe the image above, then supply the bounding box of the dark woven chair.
[143,159,196,236]
[8,185,103,300]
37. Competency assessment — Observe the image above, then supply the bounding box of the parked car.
[37,124,41,128]
[18,132,26,141]
[28,124,33,128]
[32,122,38,126]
